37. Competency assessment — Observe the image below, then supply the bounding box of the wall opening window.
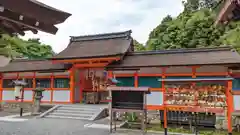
[54,78,69,88]
[3,79,14,88]
[233,78,240,90]
[36,78,51,88]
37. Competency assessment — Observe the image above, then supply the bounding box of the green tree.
[0,33,54,59]
[133,39,146,51]
[145,0,239,51]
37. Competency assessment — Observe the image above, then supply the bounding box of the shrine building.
[0,30,239,133]
[0,30,238,110]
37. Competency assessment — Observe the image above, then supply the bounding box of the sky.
[21,0,184,53]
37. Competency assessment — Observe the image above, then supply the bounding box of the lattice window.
[116,77,134,87]
[2,79,14,88]
[36,78,51,88]
[139,77,161,88]
[233,78,240,90]
[54,78,69,88]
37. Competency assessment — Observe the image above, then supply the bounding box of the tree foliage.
[146,0,239,51]
[0,34,54,59]
[133,39,146,51]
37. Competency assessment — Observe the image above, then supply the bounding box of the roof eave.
[107,63,240,70]
[51,53,124,61]
[0,68,69,73]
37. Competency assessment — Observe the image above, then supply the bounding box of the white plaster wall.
[23,91,33,101]
[41,91,51,101]
[146,92,163,105]
[234,95,240,111]
[2,90,15,100]
[53,90,70,102]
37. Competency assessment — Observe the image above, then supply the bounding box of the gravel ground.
[0,118,109,135]
[0,118,167,135]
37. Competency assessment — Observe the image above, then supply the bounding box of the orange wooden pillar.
[79,69,85,103]
[134,71,138,87]
[69,67,75,103]
[227,80,233,135]
[161,67,167,135]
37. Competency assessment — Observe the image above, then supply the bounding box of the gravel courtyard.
[0,118,166,135]
[0,118,109,135]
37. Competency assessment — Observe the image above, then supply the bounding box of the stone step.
[59,107,100,111]
[51,112,93,118]
[54,109,95,115]
[45,115,90,120]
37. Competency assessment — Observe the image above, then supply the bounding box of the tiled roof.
[107,47,240,68]
[0,59,69,73]
[52,30,133,59]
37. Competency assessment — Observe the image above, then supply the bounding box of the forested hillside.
[0,34,54,59]
[134,0,240,52]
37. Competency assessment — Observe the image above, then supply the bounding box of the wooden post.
[161,67,167,135]
[227,80,233,135]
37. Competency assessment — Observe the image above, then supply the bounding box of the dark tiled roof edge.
[70,30,132,42]
[126,47,235,56]
[51,53,124,60]
[10,58,49,62]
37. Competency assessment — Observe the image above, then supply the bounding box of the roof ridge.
[128,47,234,56]
[70,30,132,42]
[11,58,49,62]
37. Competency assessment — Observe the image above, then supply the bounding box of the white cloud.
[21,0,184,53]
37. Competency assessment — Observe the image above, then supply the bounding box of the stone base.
[1,102,33,113]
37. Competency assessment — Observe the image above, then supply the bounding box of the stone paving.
[0,118,110,135]
[0,118,167,135]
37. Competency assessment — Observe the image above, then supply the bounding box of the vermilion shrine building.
[0,30,239,133]
[0,30,240,107]
[0,0,239,134]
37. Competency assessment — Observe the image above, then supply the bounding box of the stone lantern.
[13,80,27,100]
[32,83,45,115]
[12,79,27,116]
